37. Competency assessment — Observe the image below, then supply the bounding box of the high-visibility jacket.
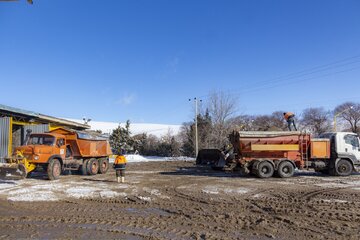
[284,112,295,120]
[114,155,127,169]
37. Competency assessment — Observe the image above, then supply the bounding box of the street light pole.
[333,106,353,132]
[195,98,198,157]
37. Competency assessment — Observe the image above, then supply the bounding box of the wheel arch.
[48,155,63,166]
[335,157,355,170]
[251,159,276,170]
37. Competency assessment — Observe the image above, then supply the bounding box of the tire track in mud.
[243,186,360,239]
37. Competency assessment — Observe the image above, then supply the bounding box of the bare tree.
[206,91,238,148]
[334,102,360,133]
[207,91,237,125]
[228,114,255,131]
[251,111,288,131]
[300,107,331,136]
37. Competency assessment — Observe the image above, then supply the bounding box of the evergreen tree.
[109,120,134,154]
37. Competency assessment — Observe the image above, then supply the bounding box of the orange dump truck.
[198,131,360,178]
[13,128,112,180]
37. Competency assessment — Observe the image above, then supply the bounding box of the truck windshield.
[28,135,55,146]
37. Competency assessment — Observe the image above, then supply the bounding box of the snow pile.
[108,154,194,163]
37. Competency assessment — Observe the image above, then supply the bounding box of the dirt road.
[0,160,360,239]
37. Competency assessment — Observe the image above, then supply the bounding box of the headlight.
[34,155,39,160]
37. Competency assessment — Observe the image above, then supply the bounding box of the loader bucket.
[0,163,27,179]
[196,149,225,166]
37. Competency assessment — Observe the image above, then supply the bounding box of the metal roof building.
[0,104,89,162]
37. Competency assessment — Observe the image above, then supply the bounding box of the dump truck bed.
[50,128,112,158]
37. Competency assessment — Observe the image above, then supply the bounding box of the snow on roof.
[66,119,181,137]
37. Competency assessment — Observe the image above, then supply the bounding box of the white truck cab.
[320,132,360,175]
[335,132,360,162]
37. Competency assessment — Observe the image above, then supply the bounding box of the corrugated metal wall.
[0,117,11,163]
[23,124,50,144]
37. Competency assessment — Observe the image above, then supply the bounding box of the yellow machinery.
[0,151,37,179]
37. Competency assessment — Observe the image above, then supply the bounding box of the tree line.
[109,92,360,157]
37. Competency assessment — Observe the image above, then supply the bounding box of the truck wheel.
[335,159,353,176]
[277,161,294,178]
[80,159,89,175]
[87,158,99,175]
[256,161,274,178]
[98,158,109,174]
[47,159,61,180]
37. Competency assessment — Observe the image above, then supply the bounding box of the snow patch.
[202,186,220,195]
[202,186,251,195]
[224,187,250,194]
[252,193,265,198]
[65,187,98,198]
[322,199,348,203]
[143,188,162,196]
[99,190,120,198]
[138,196,152,201]
[115,184,130,189]
[315,183,347,188]
[7,189,58,202]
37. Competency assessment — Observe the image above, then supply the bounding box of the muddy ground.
[0,160,360,240]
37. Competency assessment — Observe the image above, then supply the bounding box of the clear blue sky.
[1,0,360,124]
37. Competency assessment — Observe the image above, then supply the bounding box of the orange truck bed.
[50,128,112,158]
[229,131,312,168]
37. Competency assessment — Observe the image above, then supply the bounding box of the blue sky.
[1,0,360,124]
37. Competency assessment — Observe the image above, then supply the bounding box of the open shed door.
[0,117,11,163]
[22,124,50,144]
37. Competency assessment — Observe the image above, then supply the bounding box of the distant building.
[0,104,89,162]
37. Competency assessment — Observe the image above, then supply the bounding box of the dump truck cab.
[16,133,67,164]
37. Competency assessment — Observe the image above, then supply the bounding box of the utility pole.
[189,97,201,157]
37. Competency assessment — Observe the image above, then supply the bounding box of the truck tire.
[47,159,61,180]
[80,159,89,175]
[87,158,99,175]
[98,158,109,174]
[277,161,295,178]
[335,159,353,176]
[256,161,274,178]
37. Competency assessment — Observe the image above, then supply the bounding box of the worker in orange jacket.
[113,152,127,183]
[283,112,297,131]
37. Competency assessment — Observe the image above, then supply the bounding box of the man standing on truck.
[283,112,297,131]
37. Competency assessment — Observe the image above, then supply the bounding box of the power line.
[198,54,360,99]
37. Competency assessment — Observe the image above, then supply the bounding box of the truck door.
[56,138,66,159]
[343,134,360,161]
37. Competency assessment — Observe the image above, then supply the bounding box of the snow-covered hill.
[68,119,181,137]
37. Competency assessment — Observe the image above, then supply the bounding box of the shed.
[0,104,89,162]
